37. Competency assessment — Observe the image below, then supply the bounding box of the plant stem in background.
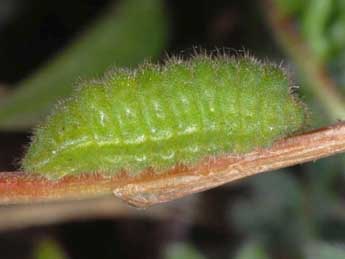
[0,123,344,207]
[261,0,345,121]
[0,196,198,232]
[0,0,167,130]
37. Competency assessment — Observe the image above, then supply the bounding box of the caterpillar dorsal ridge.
[22,55,307,179]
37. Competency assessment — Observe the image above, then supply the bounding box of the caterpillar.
[21,55,306,179]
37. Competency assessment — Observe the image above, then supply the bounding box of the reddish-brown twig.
[1,123,344,208]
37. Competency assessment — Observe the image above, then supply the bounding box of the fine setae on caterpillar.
[22,55,307,179]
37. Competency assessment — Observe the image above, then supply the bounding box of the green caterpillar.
[22,55,306,179]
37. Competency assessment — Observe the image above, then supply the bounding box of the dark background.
[1,1,344,259]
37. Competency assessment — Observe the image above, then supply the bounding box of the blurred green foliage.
[301,0,345,63]
[0,0,167,130]
[304,242,345,259]
[277,0,345,87]
[275,0,306,16]
[231,172,312,258]
[32,239,68,259]
[164,243,206,259]
[277,0,345,63]
[234,241,269,259]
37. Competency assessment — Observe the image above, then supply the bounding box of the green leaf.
[0,0,168,130]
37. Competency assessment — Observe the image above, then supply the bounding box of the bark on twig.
[0,123,345,207]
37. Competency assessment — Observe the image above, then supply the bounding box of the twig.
[0,123,344,208]
[261,0,345,121]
